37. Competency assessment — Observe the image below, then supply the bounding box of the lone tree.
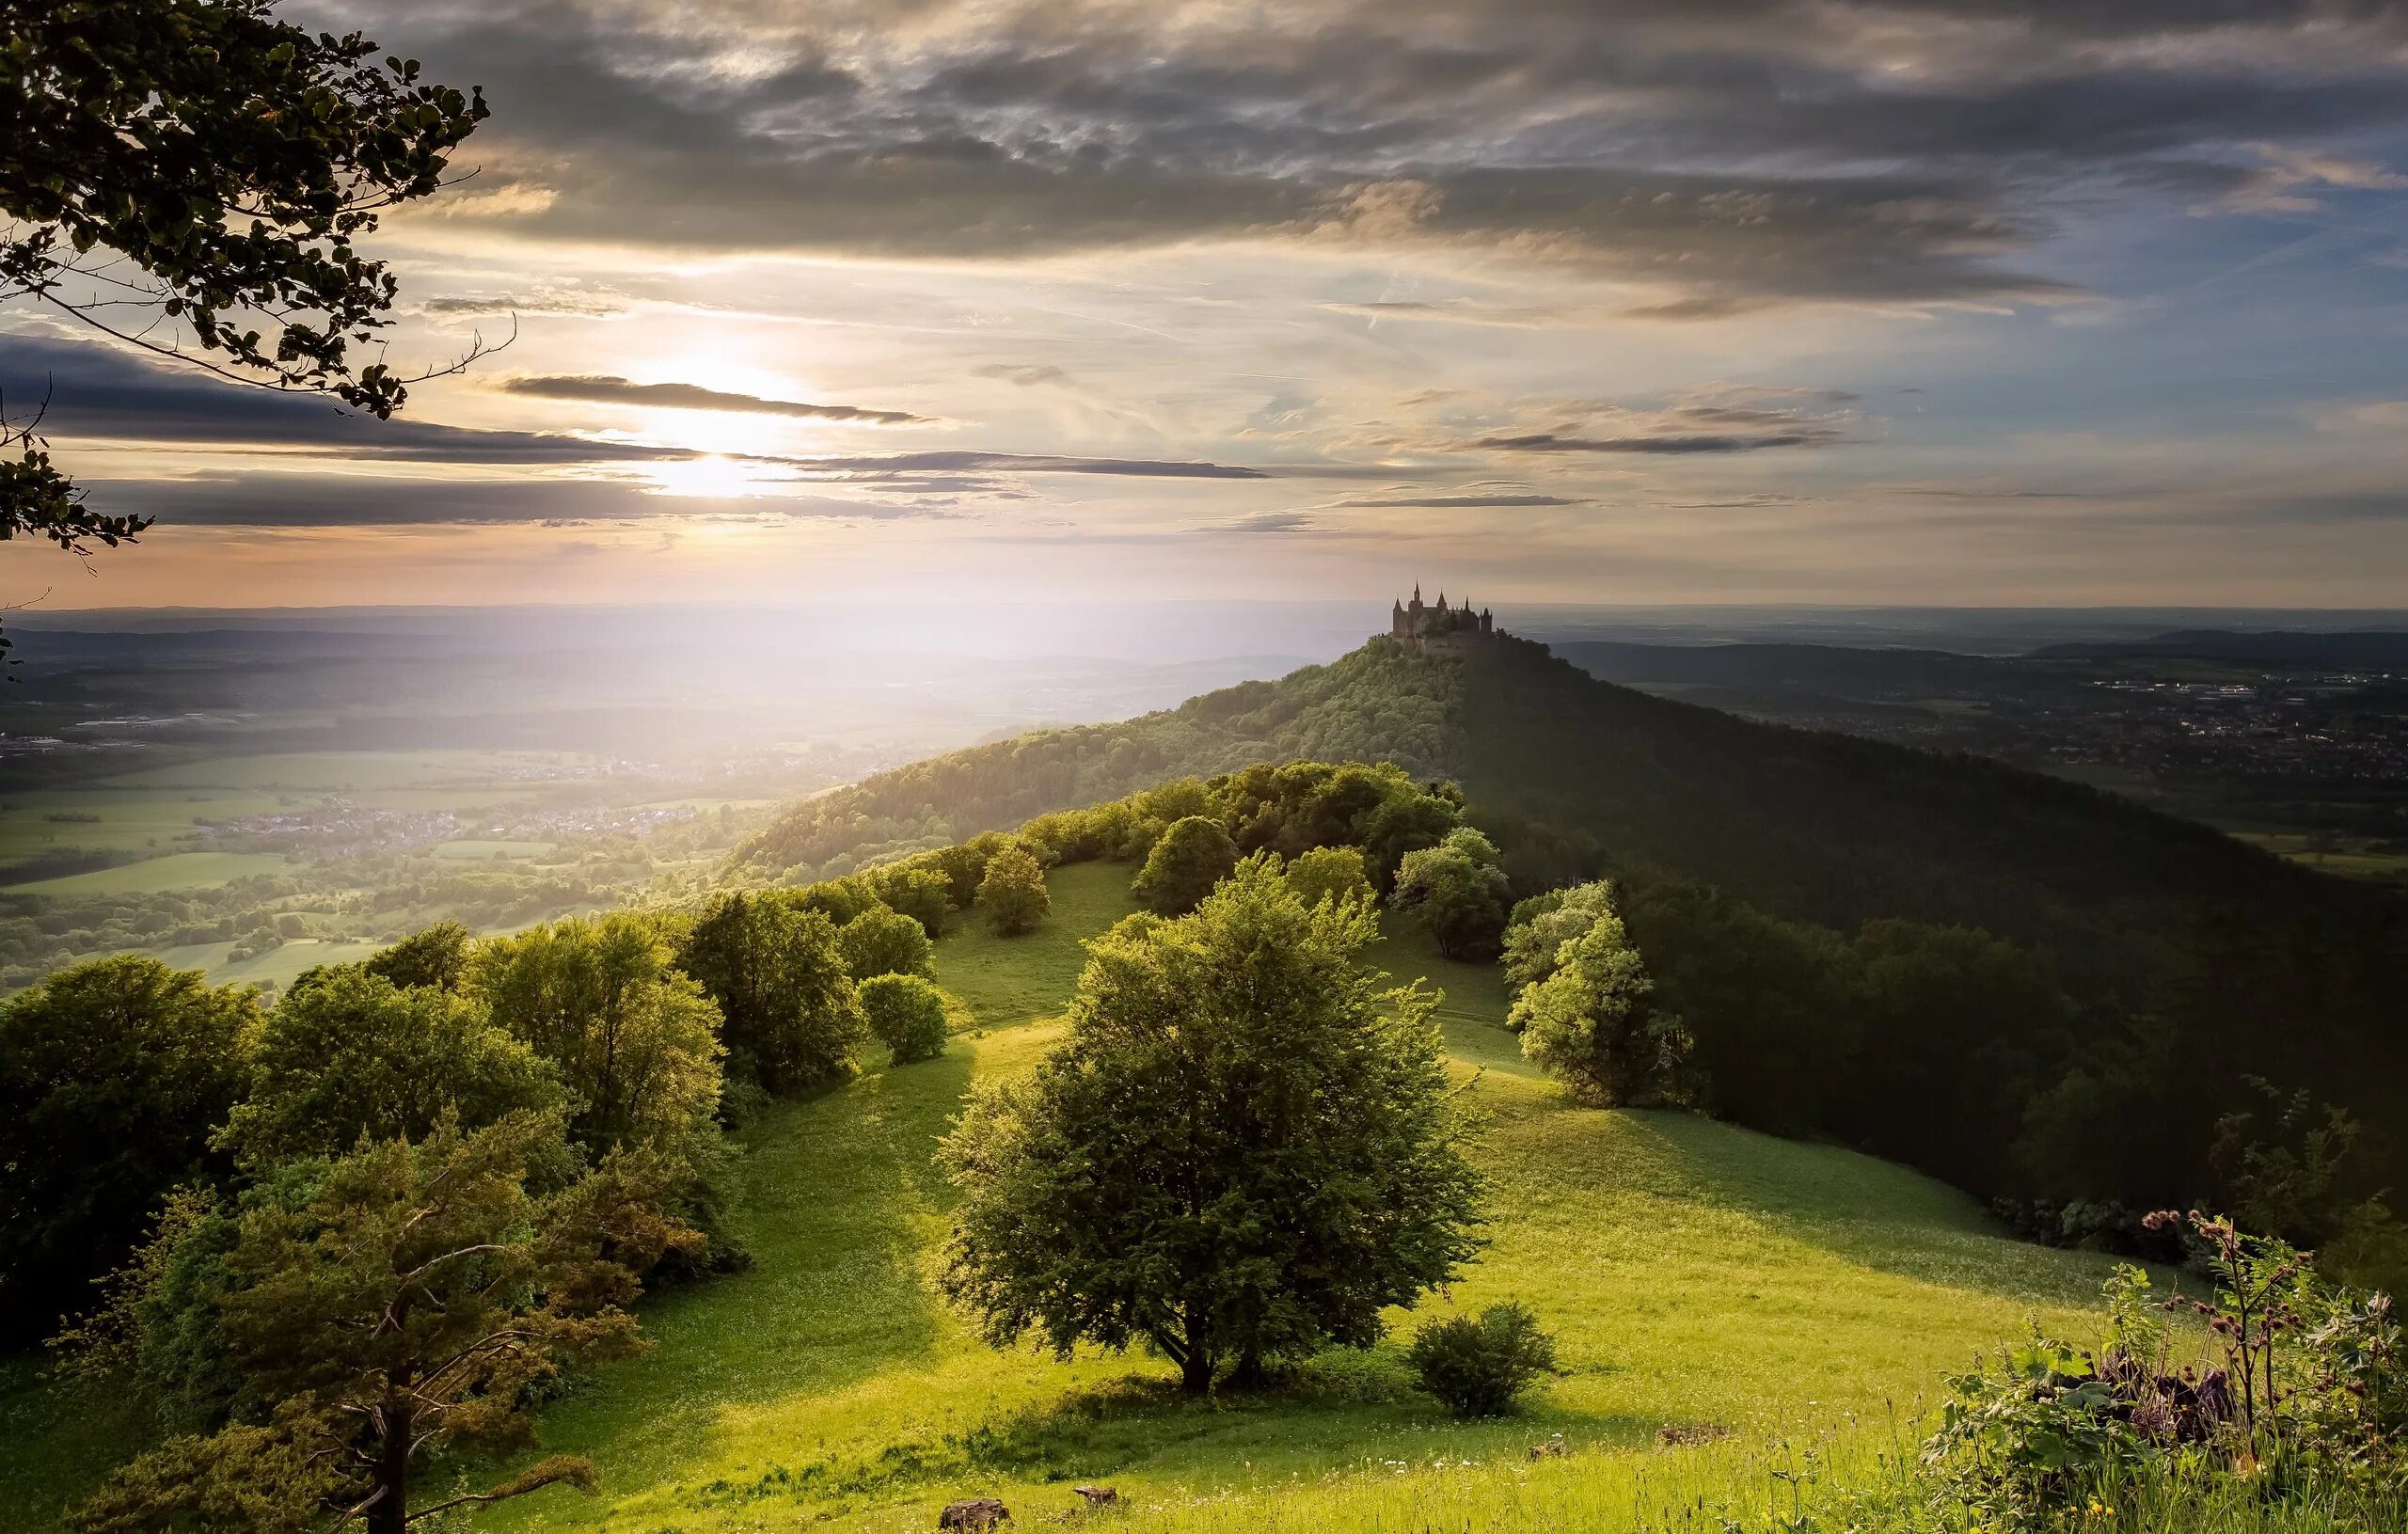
[1131,814,1239,916]
[977,843,1051,935]
[941,856,1483,1393]
[860,973,954,1065]
[72,1111,699,1534]
[0,0,494,655]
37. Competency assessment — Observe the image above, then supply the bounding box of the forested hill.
[737,632,2366,972]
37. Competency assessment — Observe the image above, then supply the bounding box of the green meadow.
[0,859,2139,1531]
[469,862,2126,1533]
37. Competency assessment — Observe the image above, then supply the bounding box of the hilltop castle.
[1390,585,1497,650]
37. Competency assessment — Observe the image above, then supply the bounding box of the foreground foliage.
[0,0,489,646]
[72,1111,698,1533]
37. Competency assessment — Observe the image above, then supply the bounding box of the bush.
[671,895,863,1096]
[1407,1302,1558,1417]
[860,973,951,1064]
[978,844,1051,936]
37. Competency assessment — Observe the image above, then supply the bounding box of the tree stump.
[939,1496,1011,1530]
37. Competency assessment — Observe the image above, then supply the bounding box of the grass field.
[0,859,2139,1532]
[3,851,292,897]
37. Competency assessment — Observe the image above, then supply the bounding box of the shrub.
[1407,1303,1558,1417]
[861,973,951,1064]
[1131,814,1238,916]
[978,844,1051,935]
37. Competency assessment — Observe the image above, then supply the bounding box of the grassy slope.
[0,861,2134,1531]
[476,861,2126,1532]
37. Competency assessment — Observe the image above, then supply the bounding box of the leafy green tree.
[1499,882,1617,997]
[942,857,1483,1393]
[1131,814,1239,916]
[1283,845,1374,909]
[1407,1302,1558,1417]
[1513,914,1691,1107]
[923,831,1021,909]
[1391,829,1513,960]
[867,862,953,939]
[860,973,953,1065]
[468,916,723,1152]
[672,894,863,1095]
[782,877,879,927]
[0,957,254,1340]
[835,905,935,981]
[362,921,472,992]
[977,843,1051,935]
[71,1112,697,1534]
[0,0,491,656]
[216,967,562,1166]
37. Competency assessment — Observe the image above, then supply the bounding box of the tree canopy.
[1509,886,1691,1108]
[0,0,491,653]
[467,915,723,1152]
[1392,828,1513,960]
[660,894,859,1096]
[941,856,1483,1392]
[215,965,562,1166]
[0,956,255,1339]
[72,1111,696,1534]
[1131,814,1239,916]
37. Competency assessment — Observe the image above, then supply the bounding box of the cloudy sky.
[7,0,2408,611]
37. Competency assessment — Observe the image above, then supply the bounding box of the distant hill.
[738,632,2365,974]
[2032,629,2408,668]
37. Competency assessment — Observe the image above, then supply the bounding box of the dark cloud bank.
[347,0,2408,310]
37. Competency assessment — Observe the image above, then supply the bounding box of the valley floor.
[0,861,2137,1532]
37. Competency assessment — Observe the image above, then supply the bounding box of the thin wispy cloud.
[501,374,931,425]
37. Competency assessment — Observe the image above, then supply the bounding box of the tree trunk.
[366,1400,413,1534]
[1229,1350,1267,1392]
[1180,1348,1215,1395]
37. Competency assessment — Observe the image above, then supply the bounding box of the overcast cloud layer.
[4,0,2406,607]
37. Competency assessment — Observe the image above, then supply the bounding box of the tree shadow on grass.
[673,1353,1662,1524]
[1604,1109,2131,1310]
[510,1046,984,1497]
